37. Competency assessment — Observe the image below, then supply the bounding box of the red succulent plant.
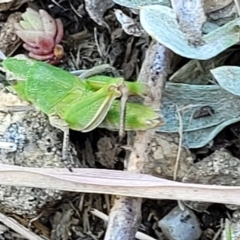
[14,8,64,64]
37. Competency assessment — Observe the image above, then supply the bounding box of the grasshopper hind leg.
[62,127,71,171]
[49,115,73,172]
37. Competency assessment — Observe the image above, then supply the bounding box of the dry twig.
[90,209,157,240]
[171,0,206,45]
[0,212,45,240]
[104,41,172,240]
[0,164,240,204]
[174,106,183,181]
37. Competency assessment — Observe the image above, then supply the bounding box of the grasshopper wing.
[1,56,33,80]
[25,60,87,114]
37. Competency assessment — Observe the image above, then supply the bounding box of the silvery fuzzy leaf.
[159,83,240,133]
[157,82,240,148]
[182,118,240,148]
[170,51,232,85]
[112,0,170,9]
[211,66,240,96]
[140,5,240,60]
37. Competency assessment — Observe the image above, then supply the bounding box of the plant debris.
[1,0,240,239]
[0,12,22,56]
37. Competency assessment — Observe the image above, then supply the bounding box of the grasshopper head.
[1,55,34,81]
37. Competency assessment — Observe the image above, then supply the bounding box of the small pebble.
[158,206,202,240]
[0,123,26,154]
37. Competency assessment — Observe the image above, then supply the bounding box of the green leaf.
[140,5,240,60]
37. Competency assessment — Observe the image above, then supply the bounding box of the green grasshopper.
[0,55,164,169]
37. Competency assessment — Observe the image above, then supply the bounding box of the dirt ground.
[0,0,240,240]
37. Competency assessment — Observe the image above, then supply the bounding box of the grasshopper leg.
[78,64,120,79]
[49,115,73,172]
[119,83,129,140]
[62,127,70,170]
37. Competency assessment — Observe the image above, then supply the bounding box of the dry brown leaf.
[96,136,120,168]
[84,0,114,30]
[0,212,44,240]
[0,0,32,11]
[0,12,22,56]
[209,2,236,21]
[0,164,240,205]
[50,204,75,240]
[114,9,146,37]
[204,0,233,13]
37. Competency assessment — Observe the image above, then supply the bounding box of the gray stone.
[0,91,79,215]
[158,206,202,240]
